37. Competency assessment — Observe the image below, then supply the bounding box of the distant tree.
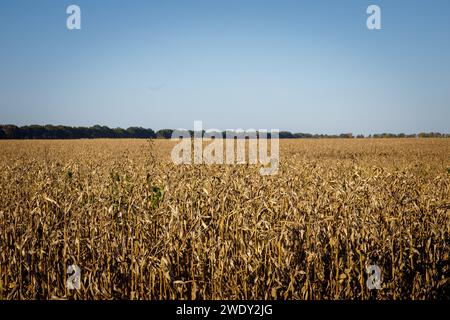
[277,131,293,139]
[1,125,21,139]
[21,125,41,139]
[293,133,313,138]
[156,129,174,139]
[75,127,91,139]
[0,125,447,140]
[126,127,156,139]
[112,127,127,138]
[432,132,442,138]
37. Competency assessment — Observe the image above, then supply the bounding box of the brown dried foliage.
[0,138,449,299]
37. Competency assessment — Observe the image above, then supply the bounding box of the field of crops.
[0,138,449,299]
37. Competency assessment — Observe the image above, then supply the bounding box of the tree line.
[0,125,448,139]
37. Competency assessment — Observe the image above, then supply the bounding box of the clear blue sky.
[0,0,449,134]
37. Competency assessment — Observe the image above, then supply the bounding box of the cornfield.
[0,138,449,300]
